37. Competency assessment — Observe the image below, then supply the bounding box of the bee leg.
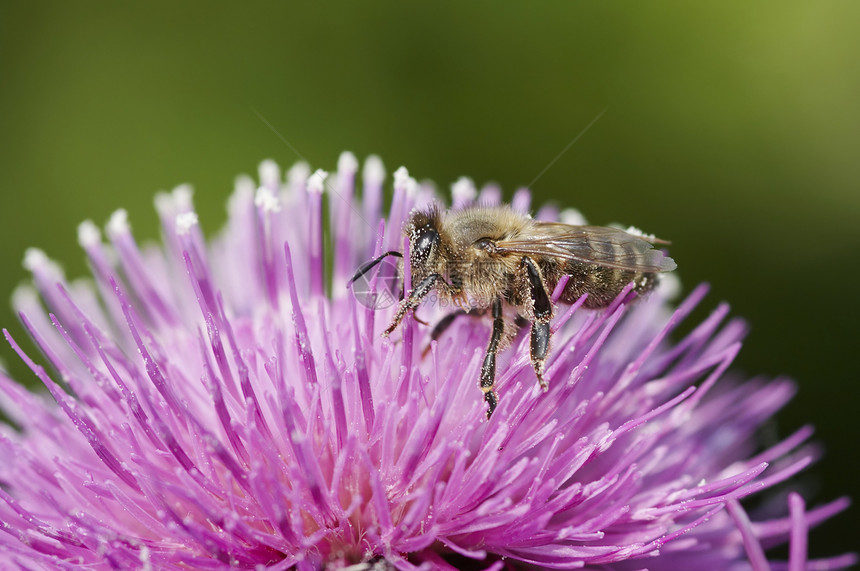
[523,257,553,391]
[347,250,403,286]
[383,273,444,336]
[430,309,468,341]
[421,305,493,358]
[480,297,504,418]
[419,309,468,358]
[412,310,430,326]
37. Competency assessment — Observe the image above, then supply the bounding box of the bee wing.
[494,223,677,272]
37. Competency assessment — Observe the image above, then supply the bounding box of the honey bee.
[350,204,676,419]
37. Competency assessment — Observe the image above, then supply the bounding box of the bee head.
[405,207,442,280]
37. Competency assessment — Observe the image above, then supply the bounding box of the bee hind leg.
[531,321,550,390]
[480,297,504,419]
[523,257,553,391]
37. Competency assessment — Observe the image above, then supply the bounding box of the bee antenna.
[347,250,403,287]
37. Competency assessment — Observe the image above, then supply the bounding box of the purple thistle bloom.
[0,154,854,570]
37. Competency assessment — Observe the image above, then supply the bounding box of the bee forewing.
[495,224,676,273]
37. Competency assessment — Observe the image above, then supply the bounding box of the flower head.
[0,155,854,570]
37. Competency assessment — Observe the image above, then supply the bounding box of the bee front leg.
[383,273,444,336]
[522,257,553,391]
[480,297,504,419]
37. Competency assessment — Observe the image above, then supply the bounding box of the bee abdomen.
[557,264,657,309]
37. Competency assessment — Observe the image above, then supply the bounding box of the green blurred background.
[1,1,857,559]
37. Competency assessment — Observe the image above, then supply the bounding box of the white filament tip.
[258,159,281,188]
[560,208,587,226]
[254,187,281,213]
[172,184,194,211]
[363,155,385,185]
[657,272,681,300]
[307,169,328,194]
[338,151,359,175]
[234,174,255,196]
[287,161,311,187]
[11,285,38,311]
[22,248,49,272]
[176,212,199,235]
[408,178,420,197]
[107,209,130,238]
[22,248,64,282]
[153,192,171,215]
[393,166,410,190]
[451,177,477,203]
[77,220,101,247]
[624,226,656,240]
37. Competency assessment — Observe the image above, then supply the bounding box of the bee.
[350,204,676,419]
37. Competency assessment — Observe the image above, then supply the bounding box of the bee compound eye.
[413,227,439,260]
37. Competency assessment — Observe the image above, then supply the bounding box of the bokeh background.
[1,1,857,560]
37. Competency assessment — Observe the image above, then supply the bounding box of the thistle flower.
[0,154,854,570]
